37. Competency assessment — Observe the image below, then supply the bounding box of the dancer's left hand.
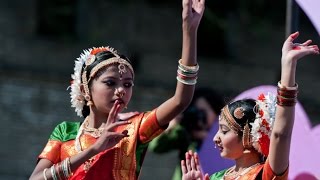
[282,32,319,64]
[182,0,205,30]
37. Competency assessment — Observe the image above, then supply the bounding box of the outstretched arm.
[269,32,319,174]
[156,0,205,127]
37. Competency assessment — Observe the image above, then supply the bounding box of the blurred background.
[0,0,319,179]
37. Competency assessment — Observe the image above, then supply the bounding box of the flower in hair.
[69,46,116,117]
[69,49,92,117]
[250,92,276,156]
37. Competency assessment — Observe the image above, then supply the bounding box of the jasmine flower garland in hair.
[68,46,124,117]
[251,92,277,156]
[69,49,93,117]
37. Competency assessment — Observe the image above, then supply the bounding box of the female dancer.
[181,32,319,179]
[29,0,205,179]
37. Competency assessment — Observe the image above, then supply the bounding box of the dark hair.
[192,87,224,114]
[227,99,256,134]
[81,50,132,118]
[83,51,132,82]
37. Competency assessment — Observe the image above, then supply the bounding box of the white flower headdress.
[69,46,133,117]
[250,92,277,156]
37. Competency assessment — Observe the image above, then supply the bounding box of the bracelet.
[61,157,72,179]
[176,76,197,85]
[276,95,297,106]
[277,89,298,98]
[177,69,198,79]
[43,168,48,180]
[277,95,296,100]
[67,158,72,177]
[178,59,199,73]
[50,166,58,180]
[55,163,63,180]
[278,81,298,91]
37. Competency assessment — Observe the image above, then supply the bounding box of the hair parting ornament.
[221,92,276,157]
[69,46,134,117]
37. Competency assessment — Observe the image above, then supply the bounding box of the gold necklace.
[82,117,105,138]
[75,117,103,172]
[223,163,260,180]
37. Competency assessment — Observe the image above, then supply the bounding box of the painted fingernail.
[122,130,128,135]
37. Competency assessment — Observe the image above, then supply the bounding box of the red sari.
[39,109,165,180]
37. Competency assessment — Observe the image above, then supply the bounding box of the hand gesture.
[181,151,209,180]
[92,100,131,153]
[282,32,319,64]
[182,0,205,30]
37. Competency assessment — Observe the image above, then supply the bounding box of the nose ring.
[115,89,126,98]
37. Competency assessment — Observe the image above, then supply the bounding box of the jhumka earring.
[242,121,252,154]
[84,94,93,106]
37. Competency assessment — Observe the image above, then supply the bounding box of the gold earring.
[87,100,94,106]
[242,122,252,154]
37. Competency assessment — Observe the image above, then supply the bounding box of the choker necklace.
[223,163,260,180]
[75,117,104,153]
[75,117,104,172]
[82,117,104,138]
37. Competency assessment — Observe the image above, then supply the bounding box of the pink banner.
[295,0,320,34]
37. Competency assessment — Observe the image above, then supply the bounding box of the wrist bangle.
[43,168,48,180]
[178,59,199,73]
[278,81,298,91]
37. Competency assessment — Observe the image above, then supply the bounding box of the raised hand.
[92,100,130,152]
[282,32,319,63]
[181,151,209,180]
[280,32,319,86]
[182,0,205,30]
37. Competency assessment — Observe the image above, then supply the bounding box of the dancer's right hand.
[92,100,131,153]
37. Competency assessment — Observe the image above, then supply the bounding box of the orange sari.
[39,109,165,180]
[210,158,288,180]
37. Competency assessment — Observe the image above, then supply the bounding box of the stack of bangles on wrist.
[43,157,72,180]
[176,59,199,85]
[277,81,298,106]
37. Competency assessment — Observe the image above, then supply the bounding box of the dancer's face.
[213,114,244,159]
[90,65,133,114]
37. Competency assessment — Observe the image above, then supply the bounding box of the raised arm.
[269,32,319,174]
[156,0,205,127]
